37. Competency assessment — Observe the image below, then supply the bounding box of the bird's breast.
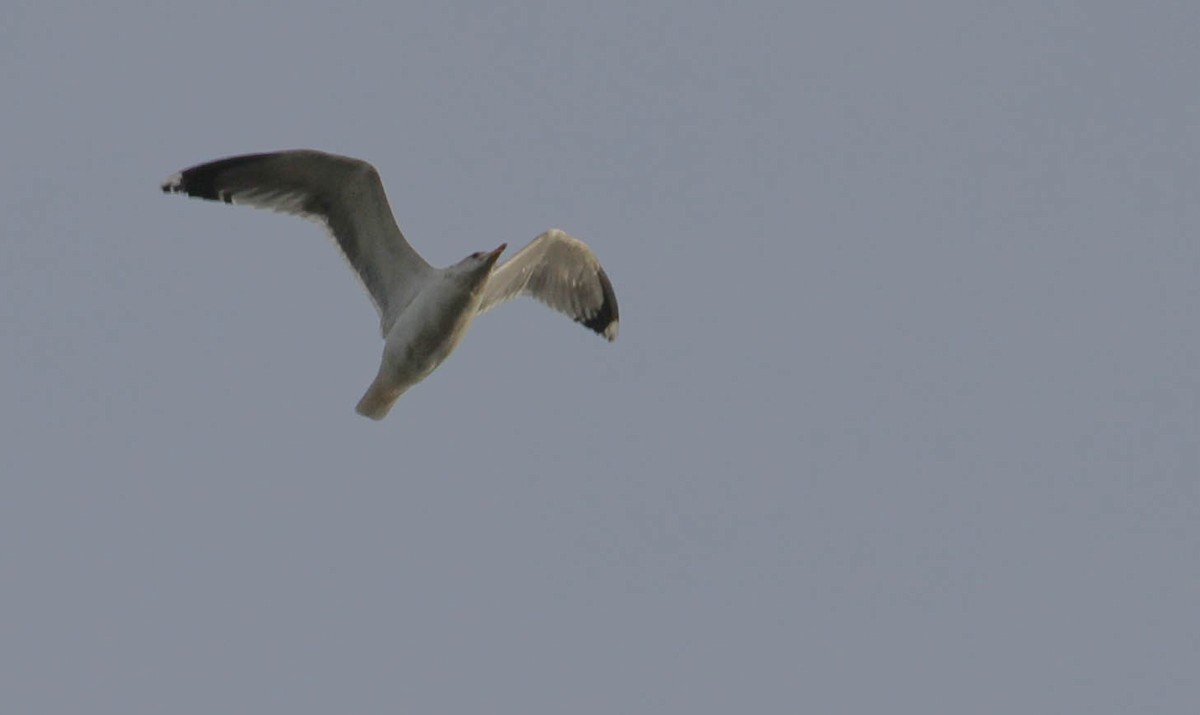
[380,282,482,384]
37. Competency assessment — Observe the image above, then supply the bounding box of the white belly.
[378,282,482,392]
[354,270,492,420]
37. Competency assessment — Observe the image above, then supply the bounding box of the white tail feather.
[355,379,404,421]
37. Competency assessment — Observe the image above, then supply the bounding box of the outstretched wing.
[161,149,432,335]
[478,229,619,341]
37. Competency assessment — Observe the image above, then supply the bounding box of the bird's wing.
[477,229,619,341]
[162,150,432,335]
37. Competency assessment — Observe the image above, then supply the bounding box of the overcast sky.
[2,1,1197,713]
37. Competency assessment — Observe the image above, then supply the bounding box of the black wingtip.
[159,152,276,203]
[581,266,619,341]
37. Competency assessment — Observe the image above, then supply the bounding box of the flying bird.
[161,150,618,420]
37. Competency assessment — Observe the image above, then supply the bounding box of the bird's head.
[452,243,506,284]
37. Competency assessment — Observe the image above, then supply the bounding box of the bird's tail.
[355,378,404,421]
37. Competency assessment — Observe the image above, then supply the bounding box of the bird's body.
[161,150,618,420]
[356,252,498,417]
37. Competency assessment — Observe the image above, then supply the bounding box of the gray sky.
[2,1,1197,712]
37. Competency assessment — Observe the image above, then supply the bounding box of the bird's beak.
[486,243,507,264]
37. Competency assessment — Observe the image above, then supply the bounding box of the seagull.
[161,149,618,420]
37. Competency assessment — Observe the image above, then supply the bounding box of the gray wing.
[478,229,619,341]
[161,149,432,335]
